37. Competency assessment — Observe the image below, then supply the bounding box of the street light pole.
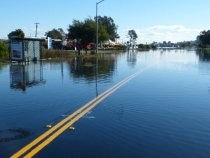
[96,0,105,54]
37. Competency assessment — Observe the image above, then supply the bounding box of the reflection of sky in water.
[156,51,199,71]
[0,50,210,158]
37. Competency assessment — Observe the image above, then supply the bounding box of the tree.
[68,20,84,41]
[8,29,25,39]
[97,16,119,40]
[0,41,8,57]
[128,30,138,48]
[68,18,108,45]
[57,28,66,39]
[197,30,210,47]
[128,30,138,41]
[45,29,63,40]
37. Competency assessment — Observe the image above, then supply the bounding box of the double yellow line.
[11,64,154,158]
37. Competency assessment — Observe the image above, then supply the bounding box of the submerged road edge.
[11,63,155,158]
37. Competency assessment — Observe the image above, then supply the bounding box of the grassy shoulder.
[197,48,210,51]
[0,41,9,63]
[0,56,10,64]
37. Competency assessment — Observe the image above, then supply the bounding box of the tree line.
[6,19,210,50]
[7,16,121,50]
[197,30,210,48]
[1,16,140,59]
[6,16,138,47]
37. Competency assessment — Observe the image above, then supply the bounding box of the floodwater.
[0,49,210,158]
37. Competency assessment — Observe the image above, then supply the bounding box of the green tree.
[68,18,108,45]
[197,30,210,47]
[0,41,8,57]
[68,20,84,40]
[97,16,119,40]
[128,30,138,48]
[45,29,63,39]
[8,29,25,39]
[128,30,138,41]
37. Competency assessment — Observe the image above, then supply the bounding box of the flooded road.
[0,49,210,158]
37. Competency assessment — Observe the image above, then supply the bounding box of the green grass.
[41,49,125,59]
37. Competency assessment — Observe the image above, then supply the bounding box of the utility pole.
[34,22,40,37]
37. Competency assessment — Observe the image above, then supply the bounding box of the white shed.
[10,38,44,62]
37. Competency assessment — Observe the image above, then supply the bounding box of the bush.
[0,41,8,58]
[42,49,77,59]
[42,49,63,58]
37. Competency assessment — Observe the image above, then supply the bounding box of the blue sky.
[1,0,210,43]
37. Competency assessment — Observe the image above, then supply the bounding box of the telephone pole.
[34,22,40,37]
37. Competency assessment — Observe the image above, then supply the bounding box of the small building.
[10,38,44,62]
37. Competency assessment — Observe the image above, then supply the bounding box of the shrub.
[0,41,8,58]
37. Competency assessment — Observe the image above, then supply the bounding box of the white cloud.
[121,25,201,43]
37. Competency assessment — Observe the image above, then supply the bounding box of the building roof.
[10,37,45,41]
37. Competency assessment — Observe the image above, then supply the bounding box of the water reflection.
[10,62,46,91]
[127,51,137,67]
[68,54,117,82]
[196,49,210,61]
[1,50,210,158]
[0,63,6,74]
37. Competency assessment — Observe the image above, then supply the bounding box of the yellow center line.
[11,64,155,158]
[25,75,129,157]
[11,78,129,158]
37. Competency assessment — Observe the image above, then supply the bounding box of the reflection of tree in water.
[127,51,137,67]
[0,63,6,72]
[0,64,2,72]
[196,49,210,61]
[0,128,30,142]
[68,54,117,82]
